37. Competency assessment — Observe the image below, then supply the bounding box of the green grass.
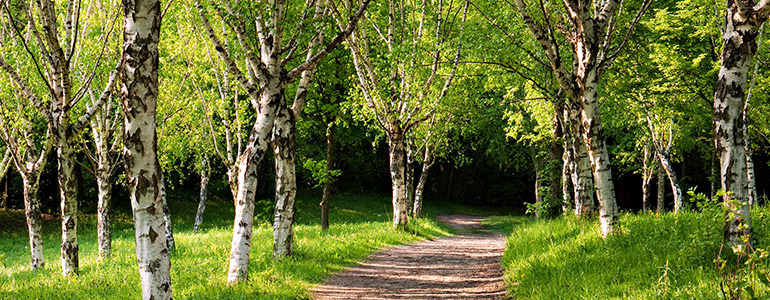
[490,206,770,299]
[0,193,452,299]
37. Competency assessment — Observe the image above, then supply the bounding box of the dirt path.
[311,215,508,300]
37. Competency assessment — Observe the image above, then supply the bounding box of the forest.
[0,0,769,298]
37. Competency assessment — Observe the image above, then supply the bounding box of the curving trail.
[311,215,508,300]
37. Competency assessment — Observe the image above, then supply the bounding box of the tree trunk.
[272,104,298,259]
[746,140,757,205]
[97,169,113,258]
[656,151,683,213]
[549,114,564,215]
[388,132,409,228]
[194,157,210,233]
[405,149,415,215]
[532,149,545,218]
[160,178,175,252]
[57,138,79,275]
[657,161,665,213]
[713,0,765,249]
[226,83,282,284]
[562,152,573,213]
[321,123,335,230]
[573,140,595,216]
[22,175,45,269]
[579,71,618,237]
[120,0,173,296]
[641,146,653,213]
[413,147,434,219]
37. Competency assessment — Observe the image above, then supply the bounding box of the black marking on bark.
[149,226,158,243]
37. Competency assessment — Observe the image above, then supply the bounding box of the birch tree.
[645,116,683,213]
[345,0,468,228]
[713,0,770,250]
[120,0,172,297]
[0,101,52,269]
[511,0,651,236]
[195,0,370,281]
[0,0,121,274]
[82,90,122,258]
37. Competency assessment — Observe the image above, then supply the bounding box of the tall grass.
[491,205,770,299]
[0,193,450,299]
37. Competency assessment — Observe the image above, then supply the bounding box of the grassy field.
[0,192,453,299]
[488,205,770,299]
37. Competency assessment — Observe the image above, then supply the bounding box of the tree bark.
[160,178,175,252]
[194,156,210,233]
[226,84,282,284]
[272,104,298,259]
[413,146,434,219]
[549,112,564,214]
[120,0,173,296]
[97,166,113,258]
[642,146,653,213]
[388,132,409,228]
[532,149,545,218]
[713,0,769,249]
[321,123,335,230]
[22,175,46,269]
[573,139,596,216]
[657,161,665,213]
[58,138,79,275]
[578,71,618,237]
[656,151,683,213]
[405,148,415,215]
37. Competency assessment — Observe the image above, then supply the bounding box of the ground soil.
[311,215,509,300]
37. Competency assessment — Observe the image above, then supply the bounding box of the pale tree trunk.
[226,85,282,284]
[564,106,594,216]
[744,26,762,206]
[160,177,175,252]
[96,167,112,257]
[713,0,769,249]
[562,153,573,213]
[194,156,210,233]
[533,151,545,218]
[321,123,335,230]
[272,104,298,259]
[413,146,435,218]
[574,139,595,216]
[120,0,173,296]
[405,148,415,214]
[579,70,618,237]
[641,146,654,213]
[388,132,409,228]
[22,175,46,269]
[746,136,757,206]
[656,152,683,213]
[57,138,79,275]
[657,161,665,213]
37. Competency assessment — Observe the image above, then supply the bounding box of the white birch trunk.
[194,157,210,233]
[413,147,434,218]
[405,149,415,214]
[713,1,763,248]
[532,150,544,218]
[579,70,618,237]
[641,146,653,213]
[120,0,172,296]
[226,82,282,284]
[57,137,79,275]
[272,104,298,259]
[574,140,595,216]
[656,151,683,213]
[657,161,665,213]
[96,167,112,257]
[321,123,335,229]
[22,175,45,269]
[160,178,175,252]
[388,132,409,228]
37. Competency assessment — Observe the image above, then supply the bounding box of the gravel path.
[311,215,508,299]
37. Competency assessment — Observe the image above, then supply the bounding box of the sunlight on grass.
[495,207,770,299]
[0,194,450,299]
